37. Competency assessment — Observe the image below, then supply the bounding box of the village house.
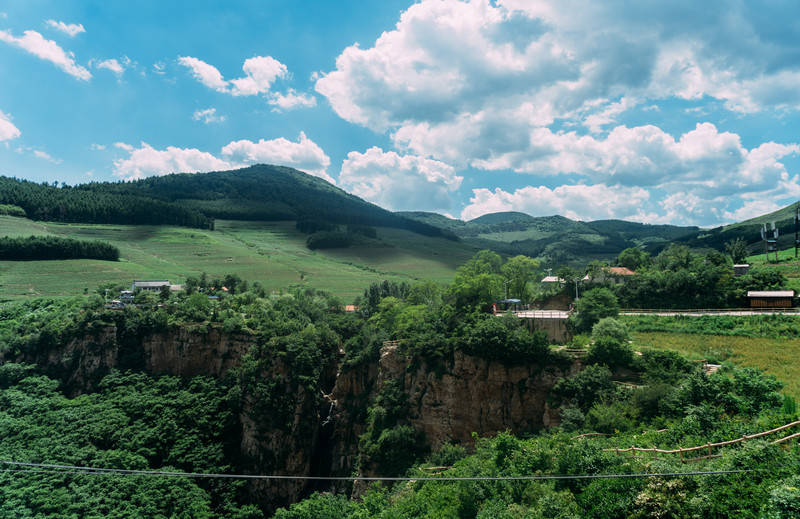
[582,266,636,285]
[130,280,185,293]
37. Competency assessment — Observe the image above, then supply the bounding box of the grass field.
[633,331,800,399]
[0,216,478,300]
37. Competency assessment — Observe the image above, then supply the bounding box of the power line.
[0,460,753,482]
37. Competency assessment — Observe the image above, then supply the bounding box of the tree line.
[0,235,119,261]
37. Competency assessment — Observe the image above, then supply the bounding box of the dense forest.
[0,235,119,261]
[0,177,211,228]
[0,250,797,516]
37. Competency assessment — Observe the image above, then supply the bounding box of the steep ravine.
[3,325,578,514]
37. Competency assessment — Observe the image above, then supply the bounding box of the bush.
[572,288,619,333]
[306,231,352,249]
[586,336,634,369]
[551,365,616,412]
[591,318,629,343]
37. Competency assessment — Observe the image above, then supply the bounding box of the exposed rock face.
[5,325,253,393]
[5,326,579,513]
[327,344,579,485]
[384,347,571,448]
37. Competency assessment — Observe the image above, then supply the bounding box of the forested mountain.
[0,166,451,238]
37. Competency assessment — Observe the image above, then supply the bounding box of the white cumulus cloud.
[177,56,228,92]
[461,184,651,222]
[113,142,232,180]
[0,29,90,80]
[0,111,21,141]
[339,147,462,211]
[268,89,317,111]
[178,55,288,96]
[316,0,800,182]
[44,20,85,37]
[95,58,126,76]
[221,132,333,183]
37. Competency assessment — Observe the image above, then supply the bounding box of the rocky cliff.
[4,324,579,513]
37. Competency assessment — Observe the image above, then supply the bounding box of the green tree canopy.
[501,255,540,301]
[572,287,620,333]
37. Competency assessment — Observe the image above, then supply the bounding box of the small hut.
[746,290,795,308]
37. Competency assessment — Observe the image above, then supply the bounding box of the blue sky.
[2,0,800,226]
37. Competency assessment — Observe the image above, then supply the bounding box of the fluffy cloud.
[316,0,800,174]
[268,89,317,111]
[461,184,651,222]
[192,108,226,124]
[95,57,127,76]
[229,56,287,96]
[0,111,21,141]
[0,29,91,80]
[221,132,333,183]
[177,56,228,92]
[339,147,462,211]
[112,133,332,183]
[113,142,232,180]
[44,20,85,37]
[722,200,782,223]
[178,55,287,96]
[400,122,799,203]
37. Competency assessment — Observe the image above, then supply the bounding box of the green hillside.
[0,166,450,238]
[671,200,800,254]
[0,215,477,301]
[401,211,698,266]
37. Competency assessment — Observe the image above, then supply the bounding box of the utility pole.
[795,203,799,259]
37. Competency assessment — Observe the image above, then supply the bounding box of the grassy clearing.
[632,331,800,399]
[620,313,800,339]
[0,216,477,300]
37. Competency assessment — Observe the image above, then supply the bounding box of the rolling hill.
[0,166,452,239]
[670,201,800,254]
[400,211,699,265]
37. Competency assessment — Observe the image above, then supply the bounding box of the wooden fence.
[605,420,800,461]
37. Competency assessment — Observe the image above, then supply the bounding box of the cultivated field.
[0,216,477,300]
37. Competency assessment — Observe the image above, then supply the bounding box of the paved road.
[620,310,800,317]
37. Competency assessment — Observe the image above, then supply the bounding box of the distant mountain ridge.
[399,211,700,265]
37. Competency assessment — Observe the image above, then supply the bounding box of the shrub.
[306,231,352,249]
[572,288,619,333]
[551,365,615,412]
[586,336,634,369]
[591,318,629,343]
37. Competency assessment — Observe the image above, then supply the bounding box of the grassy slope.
[633,331,800,399]
[0,216,476,300]
[724,201,800,230]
